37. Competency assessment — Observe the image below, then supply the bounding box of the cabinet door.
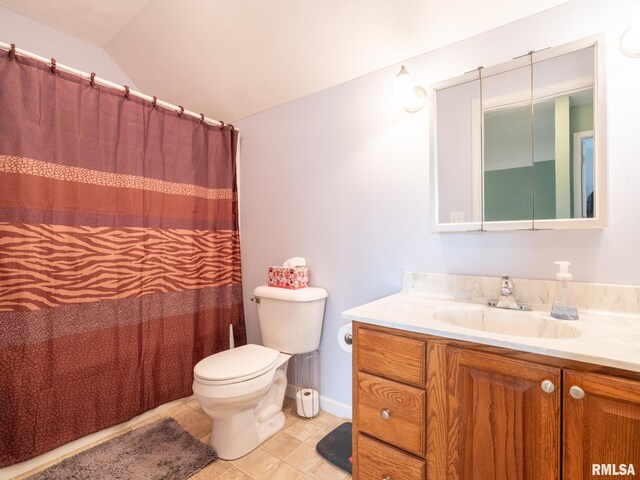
[563,369,640,478]
[427,344,561,479]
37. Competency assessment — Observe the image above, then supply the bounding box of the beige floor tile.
[200,432,212,445]
[261,431,302,459]
[307,460,348,480]
[171,408,213,440]
[284,411,300,428]
[285,419,320,442]
[190,459,233,479]
[304,428,330,448]
[187,398,208,416]
[308,411,337,428]
[257,461,306,480]
[233,448,280,479]
[284,443,323,473]
[309,412,347,431]
[215,467,254,480]
[161,402,195,418]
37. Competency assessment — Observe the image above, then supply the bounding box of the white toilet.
[192,285,328,460]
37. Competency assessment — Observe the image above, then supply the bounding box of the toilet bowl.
[193,285,328,460]
[193,344,292,460]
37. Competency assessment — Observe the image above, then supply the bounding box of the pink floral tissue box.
[267,266,310,289]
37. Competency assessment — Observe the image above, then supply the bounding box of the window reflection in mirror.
[482,65,533,222]
[482,47,595,223]
[532,47,595,221]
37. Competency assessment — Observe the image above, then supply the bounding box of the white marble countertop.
[342,292,640,373]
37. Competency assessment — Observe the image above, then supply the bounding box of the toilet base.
[210,408,285,460]
[208,364,289,460]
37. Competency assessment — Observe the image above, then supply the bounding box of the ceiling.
[0,0,572,122]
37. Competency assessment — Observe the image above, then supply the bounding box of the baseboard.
[285,384,352,420]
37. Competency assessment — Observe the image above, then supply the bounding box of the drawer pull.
[540,379,555,394]
[380,409,391,420]
[569,385,585,400]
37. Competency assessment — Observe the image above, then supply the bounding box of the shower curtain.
[0,52,246,467]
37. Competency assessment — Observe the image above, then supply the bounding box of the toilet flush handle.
[250,296,261,304]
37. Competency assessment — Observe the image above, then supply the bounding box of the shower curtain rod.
[0,42,234,130]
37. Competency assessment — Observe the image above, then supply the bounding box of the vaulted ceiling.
[0,0,571,122]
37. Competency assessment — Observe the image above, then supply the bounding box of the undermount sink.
[435,305,580,339]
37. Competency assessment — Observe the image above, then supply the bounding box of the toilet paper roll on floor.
[296,388,319,418]
[338,323,352,353]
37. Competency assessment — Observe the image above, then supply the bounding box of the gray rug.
[26,417,217,480]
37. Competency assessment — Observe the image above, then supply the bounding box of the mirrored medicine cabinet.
[430,36,607,232]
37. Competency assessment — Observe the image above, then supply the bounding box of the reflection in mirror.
[431,37,604,232]
[482,65,533,223]
[482,47,595,222]
[532,47,594,220]
[435,78,481,228]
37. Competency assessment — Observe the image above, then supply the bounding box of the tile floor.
[12,396,351,480]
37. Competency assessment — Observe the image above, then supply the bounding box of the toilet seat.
[194,344,280,385]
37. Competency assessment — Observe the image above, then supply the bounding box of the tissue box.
[268,266,310,289]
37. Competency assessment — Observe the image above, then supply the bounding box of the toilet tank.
[253,285,328,354]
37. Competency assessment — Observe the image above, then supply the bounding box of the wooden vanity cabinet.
[353,323,427,479]
[563,370,640,478]
[353,322,640,480]
[426,344,561,479]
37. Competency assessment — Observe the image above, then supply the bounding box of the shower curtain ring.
[152,96,157,108]
[50,58,57,73]
[219,120,225,129]
[200,113,205,123]
[8,44,16,58]
[177,106,184,117]
[124,85,130,98]
[90,72,96,87]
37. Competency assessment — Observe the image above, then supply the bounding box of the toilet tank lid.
[254,285,328,302]
[194,344,279,382]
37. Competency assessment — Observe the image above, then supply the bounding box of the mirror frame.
[429,35,607,232]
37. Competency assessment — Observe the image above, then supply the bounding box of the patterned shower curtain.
[0,51,246,467]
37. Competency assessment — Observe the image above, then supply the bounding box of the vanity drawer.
[357,434,425,480]
[356,326,426,386]
[356,371,425,457]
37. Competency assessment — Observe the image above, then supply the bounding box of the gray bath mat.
[26,417,217,480]
[316,422,352,474]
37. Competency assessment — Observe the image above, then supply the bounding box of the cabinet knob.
[569,385,585,400]
[380,409,391,420]
[540,379,555,394]
[382,476,392,480]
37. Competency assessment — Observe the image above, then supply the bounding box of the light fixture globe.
[390,65,426,112]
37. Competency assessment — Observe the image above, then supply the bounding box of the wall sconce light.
[390,65,426,112]
[621,0,640,57]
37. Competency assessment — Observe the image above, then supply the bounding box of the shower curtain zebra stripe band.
[0,51,246,467]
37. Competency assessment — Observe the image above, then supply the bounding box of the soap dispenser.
[550,261,579,320]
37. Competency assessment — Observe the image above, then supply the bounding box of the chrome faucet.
[487,275,531,311]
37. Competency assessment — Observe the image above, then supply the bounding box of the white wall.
[237,0,640,416]
[0,6,135,87]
